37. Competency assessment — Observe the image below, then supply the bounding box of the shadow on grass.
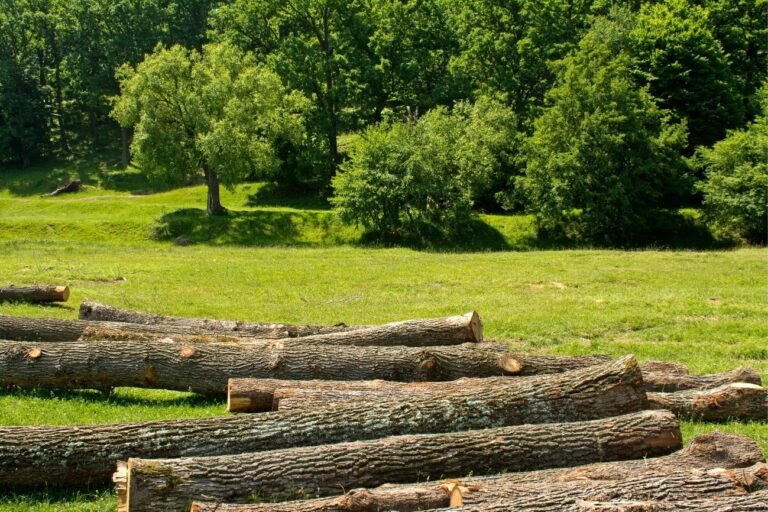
[0,486,112,503]
[245,182,332,210]
[0,387,222,407]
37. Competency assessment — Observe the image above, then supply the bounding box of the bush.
[696,84,768,244]
[331,97,516,244]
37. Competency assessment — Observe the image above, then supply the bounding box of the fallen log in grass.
[642,366,762,392]
[80,300,483,345]
[566,490,768,512]
[0,356,646,487]
[0,285,70,303]
[189,455,767,512]
[0,340,524,394]
[118,410,682,512]
[647,383,767,421]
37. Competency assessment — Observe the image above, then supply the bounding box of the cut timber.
[0,356,647,487]
[119,410,682,511]
[43,179,81,196]
[0,285,70,303]
[188,459,768,512]
[647,383,768,421]
[79,300,354,338]
[0,340,521,394]
[642,366,762,392]
[569,490,768,512]
[640,360,689,375]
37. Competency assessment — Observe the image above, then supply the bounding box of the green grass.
[0,158,766,510]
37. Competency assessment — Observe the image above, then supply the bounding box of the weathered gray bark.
[0,314,279,342]
[80,301,483,346]
[120,410,682,512]
[642,367,763,392]
[0,285,70,303]
[79,300,354,338]
[647,383,768,421]
[0,340,522,394]
[0,356,647,487]
[188,460,768,512]
[567,490,768,512]
[639,360,689,375]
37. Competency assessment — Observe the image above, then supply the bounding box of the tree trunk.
[0,356,647,487]
[79,301,482,345]
[188,459,768,512]
[0,285,69,303]
[203,164,225,215]
[642,367,763,392]
[647,383,768,421]
[640,360,689,375]
[0,340,527,394]
[79,300,355,338]
[0,314,285,342]
[121,127,130,167]
[119,410,682,512]
[567,491,768,512]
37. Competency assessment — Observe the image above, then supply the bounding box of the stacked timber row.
[0,305,765,512]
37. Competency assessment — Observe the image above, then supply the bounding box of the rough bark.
[642,367,763,392]
[0,314,281,342]
[640,360,689,375]
[647,383,768,421]
[0,356,647,487]
[0,340,522,394]
[80,301,483,345]
[568,491,768,512]
[204,165,225,216]
[44,179,81,197]
[79,300,354,338]
[0,285,70,303]
[188,461,768,512]
[120,410,682,512]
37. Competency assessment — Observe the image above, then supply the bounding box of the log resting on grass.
[118,410,682,512]
[0,285,70,303]
[568,490,768,512]
[0,356,647,487]
[189,459,768,512]
[79,300,354,338]
[642,367,762,392]
[81,300,483,345]
[647,383,768,421]
[0,340,524,394]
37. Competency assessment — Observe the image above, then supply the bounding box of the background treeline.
[1,0,765,246]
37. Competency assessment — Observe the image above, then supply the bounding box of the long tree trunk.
[566,491,768,512]
[642,367,763,391]
[203,164,225,215]
[188,457,768,512]
[228,358,694,413]
[647,383,768,421]
[0,340,526,394]
[79,301,482,345]
[0,285,69,303]
[0,356,646,487]
[119,410,682,512]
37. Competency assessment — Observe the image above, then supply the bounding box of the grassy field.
[0,158,766,510]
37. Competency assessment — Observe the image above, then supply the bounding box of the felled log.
[640,360,689,375]
[79,300,352,338]
[118,410,682,511]
[0,340,525,394]
[80,300,482,345]
[0,356,647,487]
[642,366,762,392]
[647,383,768,421]
[43,179,81,196]
[0,285,70,303]
[188,459,768,512]
[568,490,768,512]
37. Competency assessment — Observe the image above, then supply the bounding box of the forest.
[1,0,766,246]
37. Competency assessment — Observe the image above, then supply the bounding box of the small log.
[119,410,682,511]
[642,367,762,392]
[0,356,647,487]
[43,179,81,196]
[189,460,768,512]
[0,340,519,394]
[647,383,768,421]
[0,285,70,303]
[80,300,354,338]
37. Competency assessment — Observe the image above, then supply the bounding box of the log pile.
[0,305,764,512]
